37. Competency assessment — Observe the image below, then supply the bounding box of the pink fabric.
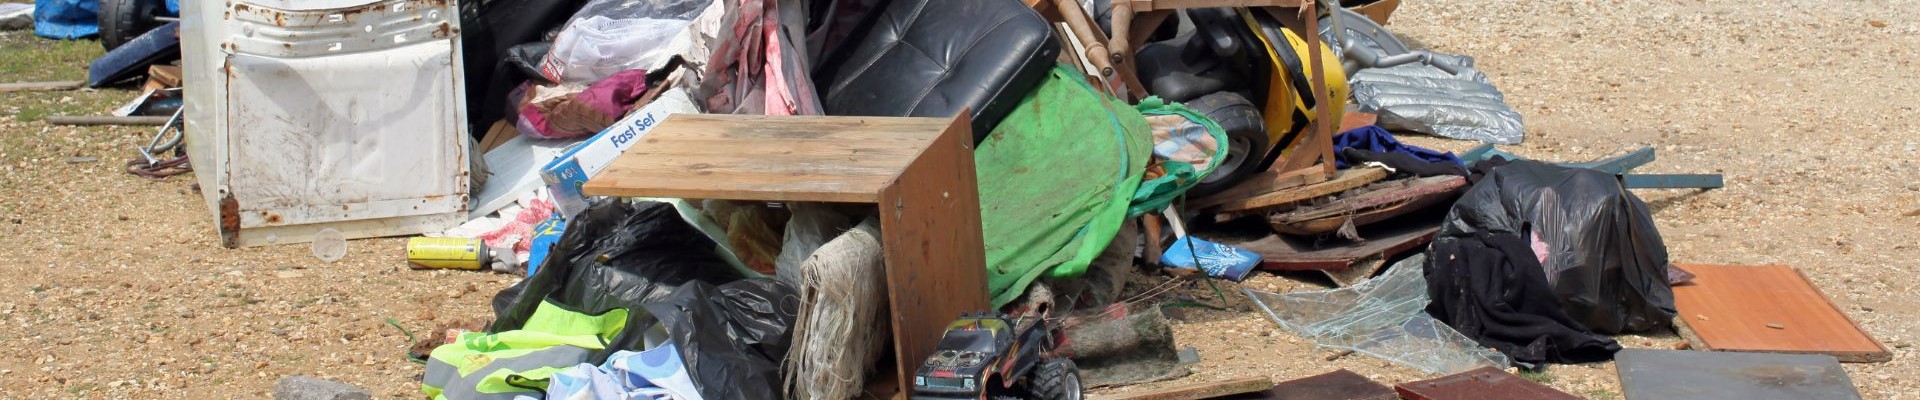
[517,69,650,139]
[478,197,557,262]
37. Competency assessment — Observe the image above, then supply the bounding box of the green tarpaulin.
[977,65,1153,307]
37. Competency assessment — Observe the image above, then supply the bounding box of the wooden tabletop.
[582,114,958,203]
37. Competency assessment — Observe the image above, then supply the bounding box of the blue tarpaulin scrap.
[32,0,97,40]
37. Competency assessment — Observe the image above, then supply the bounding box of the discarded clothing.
[1424,231,1621,366]
[1448,158,1676,334]
[1342,148,1467,178]
[547,345,706,400]
[1333,125,1464,171]
[424,300,631,399]
[517,69,652,139]
[976,64,1150,307]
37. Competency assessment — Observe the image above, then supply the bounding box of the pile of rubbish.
[26,0,1883,399]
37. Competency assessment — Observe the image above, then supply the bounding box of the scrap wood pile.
[14,0,1875,399]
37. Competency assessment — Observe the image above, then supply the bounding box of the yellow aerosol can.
[406,237,490,270]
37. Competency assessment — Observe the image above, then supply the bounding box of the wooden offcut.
[1213,167,1390,217]
[1191,166,1330,209]
[0,80,83,93]
[1671,264,1891,363]
[1268,175,1464,236]
[583,113,990,392]
[1091,377,1274,400]
[1255,369,1396,400]
[1394,367,1582,400]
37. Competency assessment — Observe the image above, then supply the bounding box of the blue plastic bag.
[32,0,98,39]
[1160,237,1260,282]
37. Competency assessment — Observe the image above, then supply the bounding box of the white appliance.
[180,0,471,247]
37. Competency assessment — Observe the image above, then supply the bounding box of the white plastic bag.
[539,0,714,84]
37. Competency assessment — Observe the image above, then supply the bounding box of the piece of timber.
[1671,264,1890,363]
[1248,369,1396,400]
[1269,176,1464,236]
[1214,167,1388,217]
[1192,166,1330,209]
[45,115,173,126]
[0,80,83,93]
[1232,223,1437,272]
[1091,377,1275,400]
[1395,367,1582,400]
[1622,174,1724,189]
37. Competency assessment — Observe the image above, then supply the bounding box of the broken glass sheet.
[1244,255,1510,375]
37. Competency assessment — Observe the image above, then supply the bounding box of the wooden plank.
[1395,367,1582,400]
[45,115,172,126]
[1671,264,1891,363]
[1091,377,1275,400]
[1268,176,1464,236]
[877,114,989,394]
[1215,167,1389,216]
[1252,369,1396,400]
[0,80,84,93]
[1191,166,1330,209]
[590,170,890,203]
[583,114,955,203]
[1231,223,1437,272]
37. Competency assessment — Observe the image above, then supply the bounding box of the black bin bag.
[1436,158,1676,334]
[645,279,798,400]
[489,199,745,359]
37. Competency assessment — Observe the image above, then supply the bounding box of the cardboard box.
[540,90,697,219]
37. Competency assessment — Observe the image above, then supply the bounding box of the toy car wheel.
[1031,358,1084,400]
[1182,91,1270,198]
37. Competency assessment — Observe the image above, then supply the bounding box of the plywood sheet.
[1394,367,1581,400]
[1090,377,1273,400]
[1671,264,1890,362]
[1616,349,1861,400]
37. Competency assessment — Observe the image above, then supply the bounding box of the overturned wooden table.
[582,113,987,397]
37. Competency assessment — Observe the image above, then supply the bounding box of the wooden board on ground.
[1092,377,1274,400]
[1226,215,1439,274]
[1616,349,1862,400]
[1269,175,1464,236]
[584,113,990,392]
[0,80,83,93]
[1235,369,1395,400]
[1213,167,1389,218]
[1394,367,1582,400]
[1671,264,1891,363]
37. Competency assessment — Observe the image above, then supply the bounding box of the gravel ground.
[2,0,1918,398]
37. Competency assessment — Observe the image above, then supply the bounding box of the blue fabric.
[547,344,705,400]
[165,0,178,15]
[1332,125,1465,168]
[32,0,98,40]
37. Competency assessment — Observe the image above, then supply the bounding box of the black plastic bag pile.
[1425,158,1675,367]
[490,199,797,400]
